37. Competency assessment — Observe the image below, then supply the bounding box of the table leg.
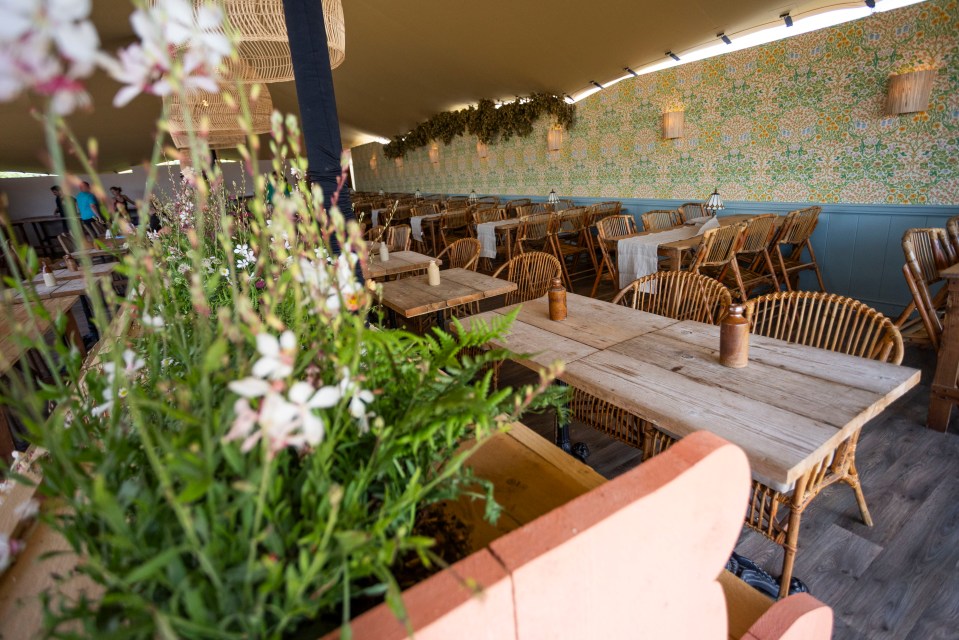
[778,471,811,599]
[928,278,959,431]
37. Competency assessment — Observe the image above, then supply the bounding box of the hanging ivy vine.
[381,93,575,159]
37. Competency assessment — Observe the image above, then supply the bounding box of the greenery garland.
[382,93,575,159]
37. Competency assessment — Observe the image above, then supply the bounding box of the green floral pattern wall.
[352,0,959,205]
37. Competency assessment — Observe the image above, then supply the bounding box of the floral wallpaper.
[352,0,959,205]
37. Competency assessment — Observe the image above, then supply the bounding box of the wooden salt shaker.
[548,277,567,321]
[720,303,749,368]
[427,260,440,286]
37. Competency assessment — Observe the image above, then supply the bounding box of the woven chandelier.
[203,0,345,83]
[166,84,274,150]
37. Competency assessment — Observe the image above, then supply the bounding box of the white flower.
[177,262,190,274]
[228,377,271,398]
[234,243,255,270]
[13,499,39,521]
[220,267,230,277]
[141,313,164,328]
[161,357,175,368]
[287,381,337,446]
[251,331,296,380]
[100,0,229,107]
[0,0,99,113]
[0,534,25,573]
[336,368,375,434]
[94,350,144,416]
[223,397,260,452]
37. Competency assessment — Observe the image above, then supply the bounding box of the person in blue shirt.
[75,181,102,237]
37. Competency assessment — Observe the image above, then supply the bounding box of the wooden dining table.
[365,250,440,281]
[464,292,920,597]
[379,268,516,326]
[0,295,85,377]
[5,273,114,303]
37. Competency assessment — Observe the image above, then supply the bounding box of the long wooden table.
[465,292,919,597]
[467,292,918,490]
[928,262,959,431]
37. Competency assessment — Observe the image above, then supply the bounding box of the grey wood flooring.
[495,306,959,639]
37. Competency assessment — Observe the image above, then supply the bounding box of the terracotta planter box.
[323,426,833,640]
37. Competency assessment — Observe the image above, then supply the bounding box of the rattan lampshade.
[547,125,564,152]
[476,140,489,159]
[167,84,274,150]
[185,0,345,83]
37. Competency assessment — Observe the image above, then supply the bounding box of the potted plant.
[0,1,563,637]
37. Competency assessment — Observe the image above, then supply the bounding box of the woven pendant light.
[176,0,345,83]
[167,84,274,150]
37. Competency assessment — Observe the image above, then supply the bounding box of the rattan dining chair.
[505,198,531,218]
[440,208,473,249]
[773,206,825,291]
[689,223,747,299]
[896,228,955,349]
[515,203,549,218]
[436,237,481,271]
[739,290,903,598]
[678,202,707,221]
[386,225,412,252]
[641,209,683,231]
[513,213,555,256]
[476,196,500,207]
[550,207,592,289]
[948,215,959,257]
[553,199,576,212]
[472,207,506,226]
[728,214,780,299]
[591,215,638,298]
[492,252,562,305]
[584,202,623,273]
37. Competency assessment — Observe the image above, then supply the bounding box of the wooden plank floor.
[491,272,959,639]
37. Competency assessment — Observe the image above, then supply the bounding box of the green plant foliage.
[382,93,576,159]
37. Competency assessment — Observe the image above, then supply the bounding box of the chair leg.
[729,260,748,301]
[775,246,793,292]
[842,460,874,527]
[805,242,826,291]
[762,249,780,291]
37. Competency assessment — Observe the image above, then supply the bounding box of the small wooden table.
[29,262,117,285]
[9,216,67,257]
[928,262,959,431]
[379,268,516,325]
[0,295,85,377]
[6,274,113,303]
[365,251,440,281]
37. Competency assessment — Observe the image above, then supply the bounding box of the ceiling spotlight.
[667,51,681,62]
[590,80,604,89]
[624,66,638,77]
[781,12,793,27]
[718,33,732,45]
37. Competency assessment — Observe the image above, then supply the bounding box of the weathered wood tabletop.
[6,273,113,302]
[467,292,920,491]
[29,262,117,284]
[365,250,440,280]
[379,268,516,318]
[0,295,83,376]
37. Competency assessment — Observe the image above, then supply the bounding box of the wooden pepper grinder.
[64,254,79,271]
[548,277,567,321]
[720,303,749,368]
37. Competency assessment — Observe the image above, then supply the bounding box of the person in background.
[75,181,103,237]
[110,186,139,226]
[51,185,77,219]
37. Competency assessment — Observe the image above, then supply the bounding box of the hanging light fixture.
[183,0,345,83]
[547,125,565,153]
[547,189,559,204]
[705,189,725,215]
[476,140,489,159]
[166,83,274,150]
[428,142,440,165]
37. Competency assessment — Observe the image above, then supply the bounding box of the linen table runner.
[410,214,440,242]
[617,227,698,288]
[477,219,517,259]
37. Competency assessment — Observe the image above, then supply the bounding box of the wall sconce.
[547,125,565,153]
[428,142,440,165]
[886,69,937,115]
[476,140,489,159]
[394,156,403,169]
[369,155,378,172]
[662,111,684,139]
